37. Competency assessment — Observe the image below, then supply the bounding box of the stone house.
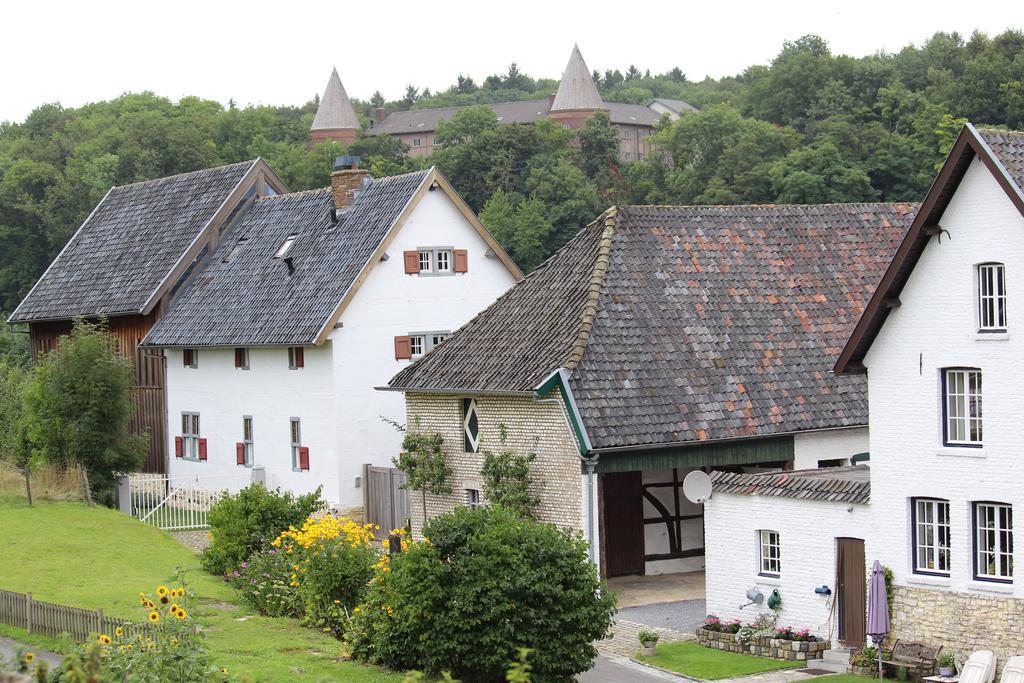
[139,162,521,511]
[311,46,690,161]
[385,201,913,578]
[703,124,1024,658]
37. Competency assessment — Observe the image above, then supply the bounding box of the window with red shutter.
[236,442,246,465]
[198,438,208,461]
[403,250,421,274]
[174,436,184,458]
[183,349,197,368]
[299,446,310,471]
[394,336,412,360]
[234,348,249,369]
[453,249,468,273]
[288,346,304,369]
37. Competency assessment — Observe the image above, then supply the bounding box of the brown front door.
[837,537,866,647]
[603,471,644,577]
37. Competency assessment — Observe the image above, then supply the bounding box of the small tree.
[22,319,146,505]
[480,425,539,518]
[0,358,32,503]
[392,420,452,527]
[578,110,620,177]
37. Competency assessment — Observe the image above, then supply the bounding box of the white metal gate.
[127,474,244,530]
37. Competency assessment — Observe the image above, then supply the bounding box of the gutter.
[589,422,868,456]
[374,386,532,398]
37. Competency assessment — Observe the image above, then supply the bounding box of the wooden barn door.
[602,471,644,577]
[836,537,866,647]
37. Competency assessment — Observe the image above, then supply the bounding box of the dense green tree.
[479,191,551,272]
[578,110,620,176]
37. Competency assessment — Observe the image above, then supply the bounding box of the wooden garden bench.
[881,640,943,681]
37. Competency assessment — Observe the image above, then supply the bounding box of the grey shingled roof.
[711,466,870,504]
[9,161,257,323]
[142,170,429,347]
[371,99,659,136]
[391,203,916,450]
[978,127,1024,194]
[551,44,604,111]
[649,98,698,115]
[311,68,360,131]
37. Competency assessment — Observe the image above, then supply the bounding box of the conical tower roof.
[551,44,604,111]
[311,68,360,131]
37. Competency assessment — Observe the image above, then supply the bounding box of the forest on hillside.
[2,30,1023,314]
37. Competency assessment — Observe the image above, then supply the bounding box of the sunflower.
[170,603,179,613]
[156,585,169,597]
[23,653,34,663]
[160,595,169,604]
[171,638,179,646]
[145,599,155,609]
[148,611,160,623]
[98,634,112,645]
[114,627,123,637]
[175,609,187,620]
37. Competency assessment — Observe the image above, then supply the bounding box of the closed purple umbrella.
[867,560,890,681]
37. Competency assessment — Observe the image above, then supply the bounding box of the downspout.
[535,368,599,566]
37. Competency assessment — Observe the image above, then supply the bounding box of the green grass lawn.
[818,677,880,683]
[636,640,803,679]
[0,496,401,682]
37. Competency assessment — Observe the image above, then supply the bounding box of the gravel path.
[616,598,707,634]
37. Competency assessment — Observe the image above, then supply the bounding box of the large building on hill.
[309,45,694,162]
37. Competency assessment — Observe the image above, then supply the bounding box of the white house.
[704,124,1024,659]
[141,162,522,512]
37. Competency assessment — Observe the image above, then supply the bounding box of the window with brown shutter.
[175,436,184,458]
[236,442,246,465]
[394,335,412,360]
[183,349,197,368]
[403,251,420,274]
[198,438,208,461]
[454,249,468,273]
[234,348,249,369]
[299,446,310,471]
[288,346,304,369]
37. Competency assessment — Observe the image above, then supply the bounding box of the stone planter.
[641,642,657,657]
[696,626,831,661]
[850,664,878,676]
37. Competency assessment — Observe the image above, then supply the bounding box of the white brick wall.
[704,492,871,641]
[865,156,1024,601]
[792,428,869,470]
[404,393,584,536]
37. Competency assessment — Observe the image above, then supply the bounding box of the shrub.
[348,505,616,682]
[480,426,539,518]
[393,424,452,524]
[226,547,302,618]
[273,516,378,637]
[702,616,741,633]
[638,629,659,645]
[851,645,879,669]
[737,612,777,645]
[201,483,323,575]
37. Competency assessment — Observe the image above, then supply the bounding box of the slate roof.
[836,124,1024,373]
[391,203,916,450]
[649,98,698,115]
[142,170,429,347]
[711,466,870,504]
[551,44,604,111]
[371,98,660,136]
[311,68,360,131]
[9,161,257,323]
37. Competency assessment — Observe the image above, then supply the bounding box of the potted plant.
[938,651,957,678]
[849,645,879,676]
[638,629,660,657]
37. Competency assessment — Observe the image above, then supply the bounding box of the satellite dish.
[682,470,713,504]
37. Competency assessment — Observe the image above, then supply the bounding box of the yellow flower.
[160,595,169,604]
[23,653,34,663]
[148,611,160,623]
[126,644,133,651]
[171,638,180,646]
[170,603,179,613]
[333,599,341,604]
[176,609,187,620]
[98,634,112,645]
[156,585,169,597]
[114,627,123,637]
[353,606,361,614]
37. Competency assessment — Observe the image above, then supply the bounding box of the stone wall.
[892,585,1024,668]
[404,393,583,536]
[696,627,830,661]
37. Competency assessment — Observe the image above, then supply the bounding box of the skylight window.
[223,238,247,263]
[274,234,297,259]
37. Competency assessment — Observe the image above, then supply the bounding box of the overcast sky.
[1,0,1019,123]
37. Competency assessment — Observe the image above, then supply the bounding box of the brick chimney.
[374,107,386,127]
[331,156,370,209]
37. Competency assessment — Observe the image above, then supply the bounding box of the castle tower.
[547,44,606,130]
[308,68,361,148]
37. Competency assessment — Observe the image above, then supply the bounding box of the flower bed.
[697,625,830,661]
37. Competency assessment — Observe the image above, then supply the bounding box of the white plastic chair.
[959,651,997,683]
[998,656,1024,683]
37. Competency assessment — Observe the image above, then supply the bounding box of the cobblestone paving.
[171,530,211,553]
[595,619,694,658]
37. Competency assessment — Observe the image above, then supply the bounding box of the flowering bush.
[270,515,379,637]
[737,612,778,645]
[227,547,302,618]
[775,625,816,642]
[702,616,741,633]
[348,505,616,682]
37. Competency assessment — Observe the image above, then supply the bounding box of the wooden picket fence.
[0,588,145,641]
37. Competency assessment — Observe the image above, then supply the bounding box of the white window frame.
[974,501,1013,582]
[290,418,302,471]
[287,346,303,370]
[466,489,482,508]
[408,330,450,358]
[435,249,452,273]
[977,263,1007,331]
[418,250,433,273]
[416,247,455,277]
[413,138,422,147]
[943,368,983,446]
[913,498,951,576]
[758,530,781,577]
[463,398,480,453]
[181,412,200,461]
[242,416,254,467]
[274,234,297,259]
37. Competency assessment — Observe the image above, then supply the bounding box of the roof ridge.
[622,201,919,210]
[257,186,332,201]
[564,207,618,369]
[111,160,255,191]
